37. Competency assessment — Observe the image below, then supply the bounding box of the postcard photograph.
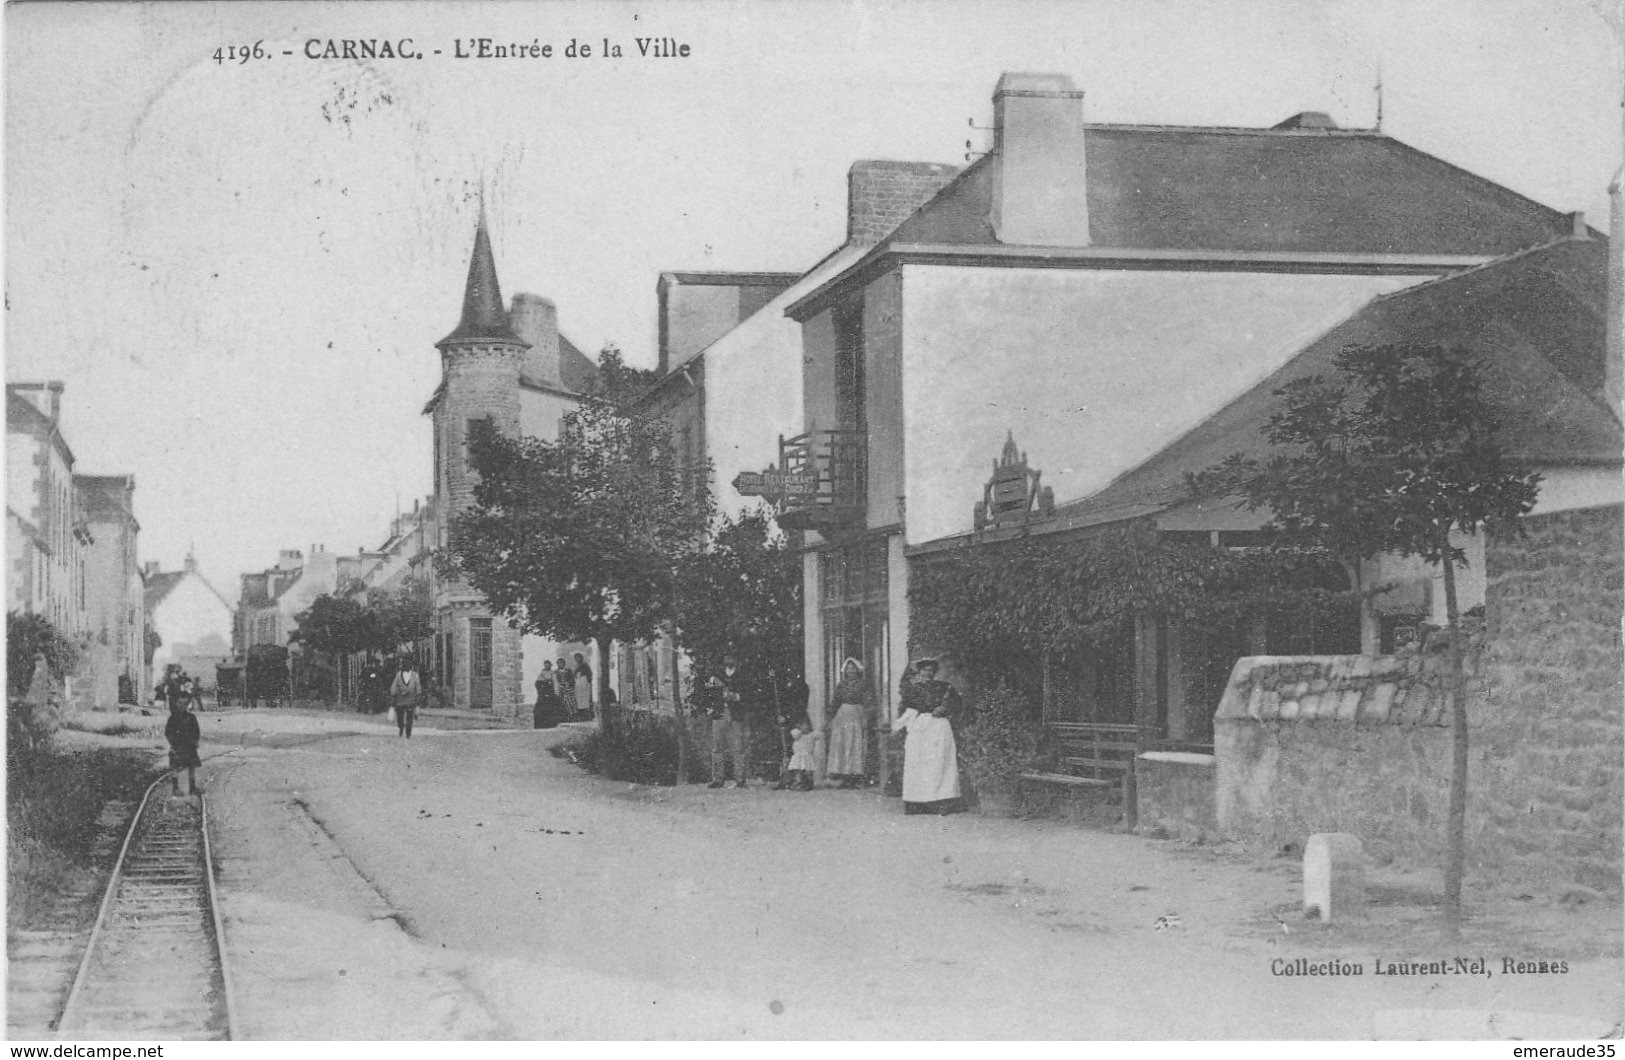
[4,0,1622,1043]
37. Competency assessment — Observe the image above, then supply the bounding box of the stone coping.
[1137,751,1215,766]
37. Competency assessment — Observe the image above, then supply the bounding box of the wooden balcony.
[776,429,867,532]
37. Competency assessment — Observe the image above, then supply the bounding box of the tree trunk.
[1440,531,1468,935]
[668,626,689,784]
[596,639,614,738]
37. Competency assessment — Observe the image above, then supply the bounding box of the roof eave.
[784,244,1489,321]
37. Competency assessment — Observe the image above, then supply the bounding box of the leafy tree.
[245,643,290,704]
[375,575,434,650]
[450,375,712,732]
[675,508,805,717]
[293,594,377,660]
[585,343,661,408]
[7,611,81,698]
[1188,343,1540,928]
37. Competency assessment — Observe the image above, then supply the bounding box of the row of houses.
[624,72,1621,743]
[610,69,1620,890]
[423,70,1620,730]
[228,499,442,704]
[6,381,234,707]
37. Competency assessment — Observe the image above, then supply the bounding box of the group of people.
[532,653,596,729]
[155,665,206,714]
[701,652,970,815]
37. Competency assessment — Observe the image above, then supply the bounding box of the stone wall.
[1213,504,1622,899]
[1474,504,1622,898]
[1136,752,1217,841]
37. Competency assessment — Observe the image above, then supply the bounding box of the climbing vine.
[908,519,1356,679]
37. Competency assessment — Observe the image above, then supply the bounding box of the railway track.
[55,776,237,1040]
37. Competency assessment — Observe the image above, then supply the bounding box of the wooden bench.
[1018,722,1158,827]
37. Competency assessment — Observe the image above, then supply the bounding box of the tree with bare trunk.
[1189,343,1540,930]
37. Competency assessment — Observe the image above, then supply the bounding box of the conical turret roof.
[437,205,526,348]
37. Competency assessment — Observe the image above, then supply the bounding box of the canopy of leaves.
[674,509,804,700]
[6,611,81,698]
[370,575,434,650]
[910,520,1352,676]
[292,574,432,662]
[584,344,662,409]
[245,643,289,696]
[294,594,377,658]
[450,393,712,648]
[1185,343,1541,568]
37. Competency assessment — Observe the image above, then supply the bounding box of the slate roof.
[438,209,525,348]
[74,475,135,521]
[144,570,185,610]
[1058,237,1619,527]
[884,125,1587,256]
[7,389,47,430]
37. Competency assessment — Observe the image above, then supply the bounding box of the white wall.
[1529,465,1623,516]
[708,246,866,518]
[519,387,576,444]
[899,265,1425,544]
[151,574,234,685]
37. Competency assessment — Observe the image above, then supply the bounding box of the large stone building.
[75,474,144,706]
[7,382,91,641]
[8,382,147,709]
[423,208,597,714]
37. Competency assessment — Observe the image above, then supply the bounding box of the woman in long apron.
[895,658,967,815]
[825,658,873,788]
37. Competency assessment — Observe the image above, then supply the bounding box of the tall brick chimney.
[846,160,961,246]
[990,72,1090,247]
[509,293,562,389]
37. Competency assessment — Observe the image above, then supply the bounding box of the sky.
[5,0,1621,598]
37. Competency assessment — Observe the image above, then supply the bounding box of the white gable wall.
[898,265,1427,545]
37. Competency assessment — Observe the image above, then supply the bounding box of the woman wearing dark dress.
[895,657,967,815]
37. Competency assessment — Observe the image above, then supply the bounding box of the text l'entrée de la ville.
[213,37,692,66]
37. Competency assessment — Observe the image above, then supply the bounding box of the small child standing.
[784,718,817,791]
[164,696,202,796]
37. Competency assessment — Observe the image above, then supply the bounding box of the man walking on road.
[390,656,423,739]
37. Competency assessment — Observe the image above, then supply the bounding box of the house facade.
[423,210,598,715]
[780,72,1600,742]
[623,162,960,712]
[76,474,145,707]
[147,551,235,694]
[8,382,149,709]
[7,382,92,642]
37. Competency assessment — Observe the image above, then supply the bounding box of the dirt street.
[193,710,1620,1040]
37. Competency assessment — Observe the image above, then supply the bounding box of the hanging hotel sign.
[733,467,814,503]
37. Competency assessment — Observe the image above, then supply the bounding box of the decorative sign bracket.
[973,431,1055,532]
[733,437,816,504]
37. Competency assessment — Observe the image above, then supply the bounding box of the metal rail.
[56,775,236,1040]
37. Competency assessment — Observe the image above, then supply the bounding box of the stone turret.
[435,205,529,522]
[430,203,529,715]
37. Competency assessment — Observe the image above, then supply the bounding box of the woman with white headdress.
[825,657,873,788]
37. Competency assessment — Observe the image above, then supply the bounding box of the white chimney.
[990,72,1090,247]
